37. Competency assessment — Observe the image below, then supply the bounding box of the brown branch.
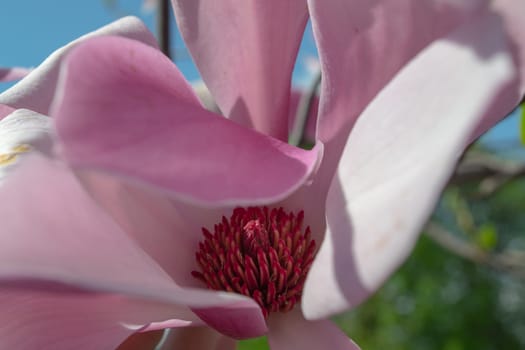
[157,0,172,59]
[289,71,321,146]
[448,151,525,186]
[425,222,525,280]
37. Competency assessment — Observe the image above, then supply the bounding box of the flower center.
[192,206,316,318]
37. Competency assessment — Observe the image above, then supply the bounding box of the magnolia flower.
[0,1,524,349]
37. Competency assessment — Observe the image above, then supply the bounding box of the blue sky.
[1,0,522,155]
[1,1,149,66]
[0,0,317,87]
[0,0,197,83]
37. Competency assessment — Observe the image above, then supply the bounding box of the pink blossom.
[0,1,524,349]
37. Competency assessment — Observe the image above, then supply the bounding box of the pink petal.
[191,306,267,339]
[160,328,236,350]
[1,153,268,338]
[0,289,193,350]
[171,0,308,140]
[267,311,360,350]
[76,172,268,339]
[78,179,269,340]
[0,154,180,297]
[472,0,525,138]
[53,36,322,206]
[75,171,207,286]
[302,10,517,319]
[0,16,158,114]
[215,336,237,350]
[0,153,268,311]
[308,0,487,183]
[117,330,164,350]
[494,0,525,94]
[0,67,32,82]
[0,104,15,119]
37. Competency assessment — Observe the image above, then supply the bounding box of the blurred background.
[1,1,524,349]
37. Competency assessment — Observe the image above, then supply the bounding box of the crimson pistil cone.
[192,206,316,318]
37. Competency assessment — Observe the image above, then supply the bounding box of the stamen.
[192,206,316,318]
[0,144,31,166]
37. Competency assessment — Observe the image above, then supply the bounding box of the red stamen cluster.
[192,206,316,318]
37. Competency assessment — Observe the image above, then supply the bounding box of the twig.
[425,222,525,280]
[289,71,321,146]
[157,0,172,59]
[448,151,525,186]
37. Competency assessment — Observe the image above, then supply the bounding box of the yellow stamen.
[12,144,31,153]
[0,144,32,166]
[0,153,17,166]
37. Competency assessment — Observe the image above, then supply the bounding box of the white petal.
[0,109,51,185]
[303,10,517,319]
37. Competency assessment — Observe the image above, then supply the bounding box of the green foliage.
[237,336,269,350]
[520,103,525,145]
[475,223,498,251]
[337,178,525,349]
[335,236,524,350]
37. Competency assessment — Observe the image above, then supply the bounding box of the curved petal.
[79,174,269,339]
[0,154,182,297]
[1,153,269,311]
[160,327,236,350]
[494,0,525,95]
[308,0,487,184]
[215,337,237,350]
[0,67,32,82]
[117,330,164,350]
[0,104,15,119]
[1,153,268,338]
[0,109,52,184]
[75,172,268,339]
[191,306,267,340]
[75,171,211,287]
[0,16,158,114]
[0,289,189,350]
[302,11,517,319]
[172,0,309,140]
[53,36,322,206]
[471,0,525,138]
[267,311,360,350]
